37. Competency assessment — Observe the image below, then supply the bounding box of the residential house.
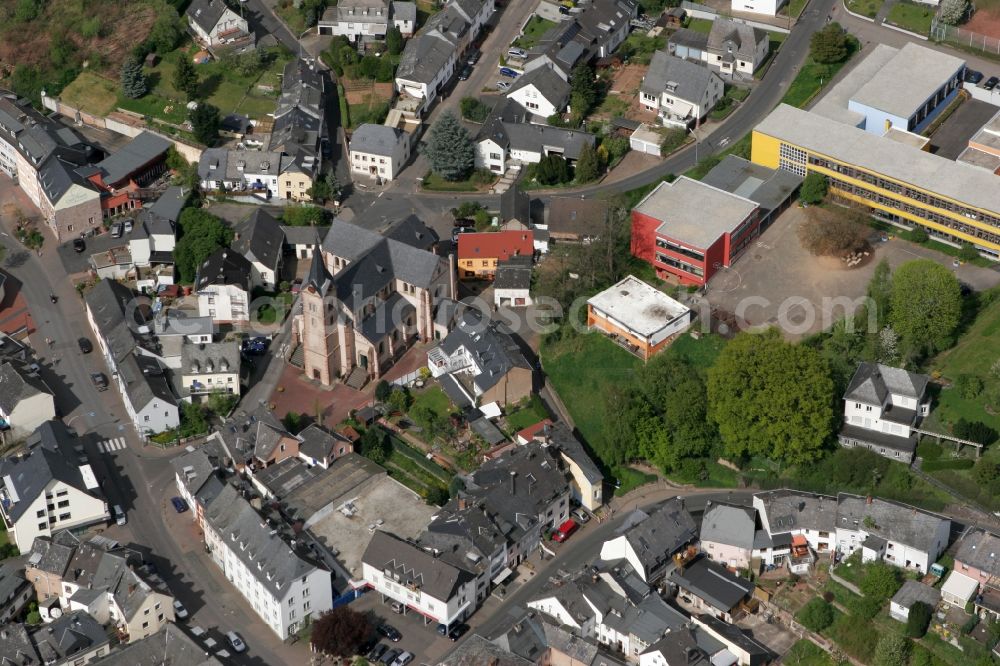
[24,530,81,604]
[297,424,354,469]
[890,580,941,622]
[195,248,252,324]
[0,92,103,242]
[297,218,454,387]
[180,342,241,400]
[0,360,56,437]
[705,19,768,77]
[506,67,572,119]
[640,51,724,128]
[85,624,223,666]
[268,59,325,201]
[524,422,604,512]
[29,610,111,664]
[689,615,773,666]
[546,197,609,243]
[476,100,596,174]
[428,307,534,409]
[952,528,1000,619]
[201,483,333,638]
[393,1,417,36]
[185,0,254,51]
[84,279,180,436]
[457,230,534,280]
[196,149,291,200]
[586,276,693,361]
[838,363,930,463]
[500,186,532,228]
[752,489,837,568]
[667,555,754,622]
[362,530,478,629]
[493,613,606,666]
[0,422,108,552]
[217,403,300,470]
[494,258,534,308]
[317,0,390,42]
[85,131,172,221]
[599,498,697,583]
[835,493,950,573]
[349,123,411,182]
[442,634,532,666]
[0,557,32,623]
[281,224,326,260]
[170,437,230,528]
[127,186,184,288]
[639,628,712,666]
[232,209,284,290]
[575,0,638,58]
[523,20,593,82]
[699,502,756,571]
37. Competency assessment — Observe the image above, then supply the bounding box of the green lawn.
[786,0,810,17]
[348,96,390,128]
[384,435,451,499]
[686,18,713,33]
[613,466,657,496]
[410,386,453,416]
[665,459,740,487]
[505,396,550,432]
[886,1,935,34]
[422,171,489,192]
[617,31,668,65]
[782,640,836,666]
[845,0,884,18]
[513,16,556,50]
[781,46,857,109]
[662,332,728,369]
[541,332,643,456]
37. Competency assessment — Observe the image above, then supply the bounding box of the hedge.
[922,458,975,472]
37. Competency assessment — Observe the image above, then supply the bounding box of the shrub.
[905,601,932,638]
[907,226,929,243]
[920,458,974,472]
[799,172,828,205]
[953,418,999,446]
[917,440,942,461]
[956,374,985,399]
[796,598,835,632]
[459,97,490,123]
[860,561,902,601]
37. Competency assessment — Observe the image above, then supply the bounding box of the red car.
[552,519,579,543]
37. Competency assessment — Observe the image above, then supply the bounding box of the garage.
[630,123,663,157]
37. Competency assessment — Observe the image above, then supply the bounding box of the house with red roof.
[456,230,534,280]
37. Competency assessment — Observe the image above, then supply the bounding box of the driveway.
[926,98,998,159]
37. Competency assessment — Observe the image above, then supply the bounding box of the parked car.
[391,651,414,666]
[123,220,133,234]
[552,518,579,543]
[381,649,400,665]
[985,76,1000,91]
[378,624,401,642]
[110,222,123,238]
[91,372,108,392]
[226,632,246,653]
[966,69,984,84]
[72,238,86,253]
[170,497,189,513]
[113,505,127,526]
[390,601,404,614]
[78,337,93,354]
[467,48,481,65]
[572,508,591,524]
[507,47,526,58]
[458,65,472,81]
[172,600,188,620]
[452,226,476,244]
[496,80,511,91]
[448,624,470,641]
[368,644,388,661]
[499,67,519,78]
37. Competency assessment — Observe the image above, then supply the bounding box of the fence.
[931,18,1000,55]
[390,367,428,388]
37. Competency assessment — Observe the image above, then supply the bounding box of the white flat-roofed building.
[586,275,693,360]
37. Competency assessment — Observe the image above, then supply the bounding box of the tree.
[908,226,929,243]
[148,9,183,53]
[535,154,571,185]
[386,26,404,55]
[326,171,343,203]
[570,62,598,115]
[283,411,303,434]
[189,103,220,146]
[867,258,893,331]
[425,485,449,506]
[387,389,411,414]
[707,329,834,465]
[954,418,999,446]
[174,209,234,283]
[860,561,902,601]
[798,208,870,257]
[958,243,979,262]
[459,97,490,123]
[179,402,209,438]
[905,601,932,638]
[311,607,372,658]
[810,23,849,64]
[119,56,148,99]
[890,260,962,355]
[799,172,828,205]
[357,54,381,80]
[872,633,910,666]
[574,142,600,183]
[375,380,392,402]
[939,0,969,25]
[796,598,835,632]
[425,112,475,181]
[173,55,200,100]
[308,179,333,203]
[360,427,390,464]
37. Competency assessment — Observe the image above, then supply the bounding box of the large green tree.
[311,607,371,658]
[119,56,148,99]
[889,259,961,355]
[174,209,234,283]
[810,23,850,64]
[574,142,600,183]
[707,329,835,465]
[425,111,475,181]
[570,62,598,116]
[173,54,200,100]
[798,173,827,205]
[189,102,220,146]
[386,26,404,55]
[638,356,717,471]
[872,633,910,666]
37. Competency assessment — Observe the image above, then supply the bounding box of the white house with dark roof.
[600,498,697,583]
[362,529,478,628]
[317,0,390,41]
[836,493,950,573]
[640,51,724,128]
[185,0,254,50]
[0,422,108,552]
[195,248,252,324]
[839,362,930,463]
[506,67,572,119]
[667,555,754,622]
[349,123,411,182]
[753,489,837,566]
[296,424,354,469]
[0,360,55,437]
[475,100,596,173]
[232,209,284,290]
[699,502,757,570]
[202,483,332,638]
[393,1,417,36]
[705,18,768,77]
[180,341,241,400]
[890,580,941,622]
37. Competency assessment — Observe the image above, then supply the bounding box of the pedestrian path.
[97,437,128,453]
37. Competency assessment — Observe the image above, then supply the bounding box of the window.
[56,490,67,497]
[142,621,149,629]
[36,509,45,518]
[144,415,150,422]
[58,500,69,508]
[59,513,71,521]
[208,297,215,305]
[38,522,47,531]
[304,600,311,611]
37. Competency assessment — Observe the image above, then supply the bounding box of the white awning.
[480,402,502,419]
[492,567,514,585]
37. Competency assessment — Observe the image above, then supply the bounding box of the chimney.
[509,470,516,496]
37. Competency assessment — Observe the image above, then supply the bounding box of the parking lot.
[927,98,999,159]
[352,589,456,665]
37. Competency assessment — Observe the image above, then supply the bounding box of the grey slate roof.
[171,440,226,498]
[754,489,837,535]
[955,527,1000,579]
[533,422,602,485]
[31,610,109,664]
[442,635,531,666]
[0,422,103,523]
[363,530,474,600]
[204,483,325,598]
[397,32,456,85]
[187,0,234,34]
[844,362,929,404]
[507,66,571,110]
[383,215,439,251]
[233,209,284,272]
[85,279,147,364]
[118,353,176,412]
[615,498,697,570]
[0,556,29,611]
[90,623,222,666]
[437,308,532,394]
[479,100,596,160]
[281,224,326,247]
[668,556,754,612]
[217,401,294,465]
[0,360,51,415]
[470,417,506,445]
[0,623,36,666]
[642,628,711,666]
[393,0,417,21]
[668,27,709,52]
[836,493,950,553]
[546,197,609,239]
[641,50,718,104]
[419,500,508,572]
[500,186,531,226]
[95,132,171,185]
[350,123,405,157]
[494,257,533,291]
[892,579,941,610]
[700,501,757,550]
[25,531,80,577]
[297,424,352,464]
[182,341,240,375]
[706,17,764,61]
[694,614,773,663]
[195,248,252,292]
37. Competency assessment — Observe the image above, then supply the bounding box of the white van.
[113,505,127,526]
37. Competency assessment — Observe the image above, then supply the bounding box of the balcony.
[589,325,644,359]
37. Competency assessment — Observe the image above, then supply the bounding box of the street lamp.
[688,124,699,164]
